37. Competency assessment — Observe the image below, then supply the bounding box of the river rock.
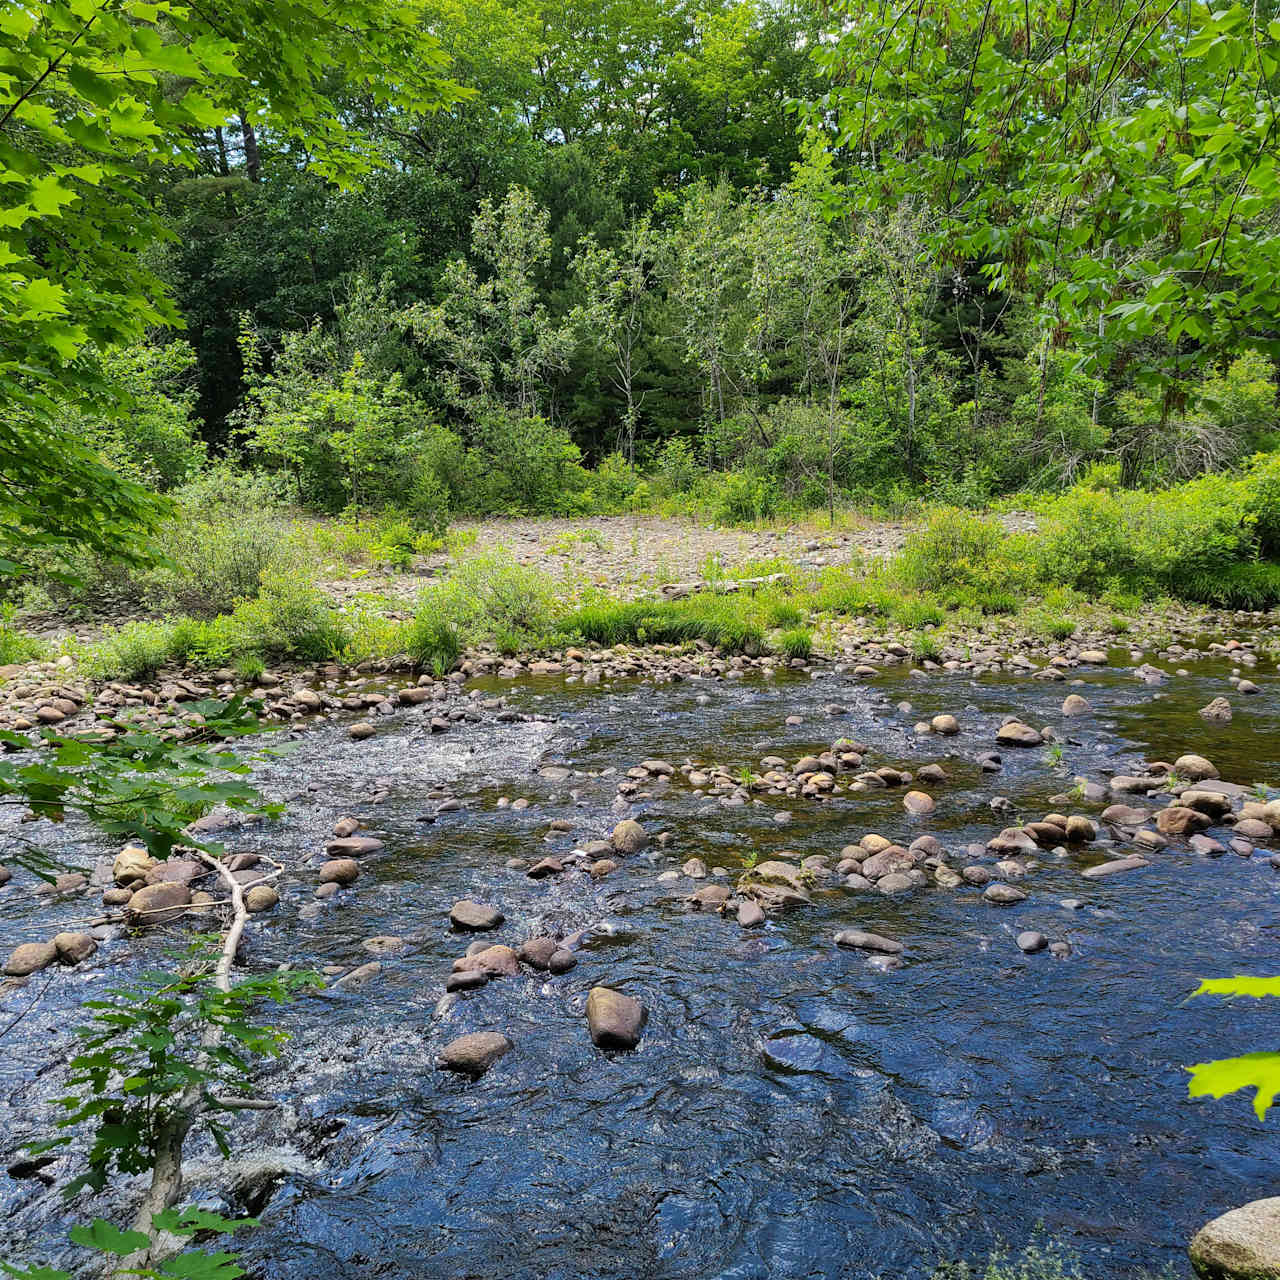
[1156,806,1212,835]
[962,865,992,886]
[549,948,577,973]
[1065,815,1097,842]
[1183,790,1233,818]
[1082,855,1150,878]
[52,932,97,964]
[1017,930,1048,953]
[682,857,709,878]
[1061,694,1092,716]
[987,827,1038,855]
[450,900,504,931]
[113,844,155,886]
[931,714,959,735]
[348,721,375,740]
[1200,698,1233,723]
[1190,1196,1280,1279]
[1176,754,1221,781]
[1234,818,1274,842]
[445,969,487,992]
[737,900,765,927]
[318,858,359,886]
[331,961,381,991]
[4,941,57,976]
[325,836,384,857]
[439,1031,513,1076]
[126,881,191,925]
[835,929,903,954]
[611,819,648,853]
[877,872,914,894]
[453,944,519,978]
[996,721,1043,747]
[244,885,279,912]
[1102,803,1150,826]
[517,936,560,969]
[984,882,1027,905]
[527,857,564,879]
[903,790,935,815]
[586,986,646,1049]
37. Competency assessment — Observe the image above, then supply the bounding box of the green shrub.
[226,573,348,660]
[1175,560,1280,608]
[778,627,813,659]
[652,436,701,495]
[713,471,777,525]
[0,606,45,665]
[84,621,178,681]
[891,597,945,628]
[450,550,556,641]
[894,507,1004,593]
[912,630,942,662]
[590,453,642,512]
[403,606,462,675]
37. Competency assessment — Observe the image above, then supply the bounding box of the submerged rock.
[834,929,903,955]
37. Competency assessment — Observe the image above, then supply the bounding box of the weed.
[778,627,813,659]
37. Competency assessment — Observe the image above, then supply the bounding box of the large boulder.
[1190,1197,1280,1279]
[1176,753,1221,781]
[112,844,155,886]
[586,986,646,1049]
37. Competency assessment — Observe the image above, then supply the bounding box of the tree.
[572,217,658,462]
[808,0,1280,432]
[411,185,577,419]
[0,1,464,569]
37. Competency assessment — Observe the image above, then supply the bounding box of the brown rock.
[318,858,359,886]
[439,1031,513,1076]
[52,932,97,964]
[126,881,191,925]
[586,986,647,1049]
[4,941,57,976]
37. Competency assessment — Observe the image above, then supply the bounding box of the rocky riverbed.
[2,635,1280,1278]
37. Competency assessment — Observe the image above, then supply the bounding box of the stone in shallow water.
[983,882,1027,905]
[1016,931,1047,954]
[1190,1196,1280,1279]
[834,929,903,955]
[586,986,646,1049]
[450,900,504,931]
[1081,854,1150,879]
[439,1031,513,1076]
[4,941,56,976]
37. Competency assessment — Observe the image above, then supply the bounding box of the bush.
[224,573,348,661]
[474,411,590,514]
[450,551,557,641]
[149,469,296,616]
[404,607,463,676]
[894,507,1004,593]
[83,621,178,681]
[652,437,701,495]
[713,471,778,525]
[589,453,643,512]
[0,606,45,665]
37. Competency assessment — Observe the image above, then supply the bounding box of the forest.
[5,3,1280,1280]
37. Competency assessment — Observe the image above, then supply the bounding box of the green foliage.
[1188,975,1280,1120]
[894,509,1005,594]
[0,698,273,865]
[713,472,778,525]
[221,573,347,662]
[59,344,207,492]
[404,609,463,677]
[82,621,177,682]
[40,958,318,1194]
[0,604,45,665]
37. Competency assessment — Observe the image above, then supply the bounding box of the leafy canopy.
[0,0,464,569]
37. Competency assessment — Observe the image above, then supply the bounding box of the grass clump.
[777,627,813,659]
[82,621,180,681]
[561,593,767,655]
[404,609,462,676]
[0,606,46,665]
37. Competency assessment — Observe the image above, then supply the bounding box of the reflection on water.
[4,651,1280,1278]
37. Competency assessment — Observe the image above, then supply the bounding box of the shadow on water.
[3,650,1280,1278]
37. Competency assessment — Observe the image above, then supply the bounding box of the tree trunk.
[239,113,260,182]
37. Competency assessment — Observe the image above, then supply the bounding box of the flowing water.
[3,649,1280,1278]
